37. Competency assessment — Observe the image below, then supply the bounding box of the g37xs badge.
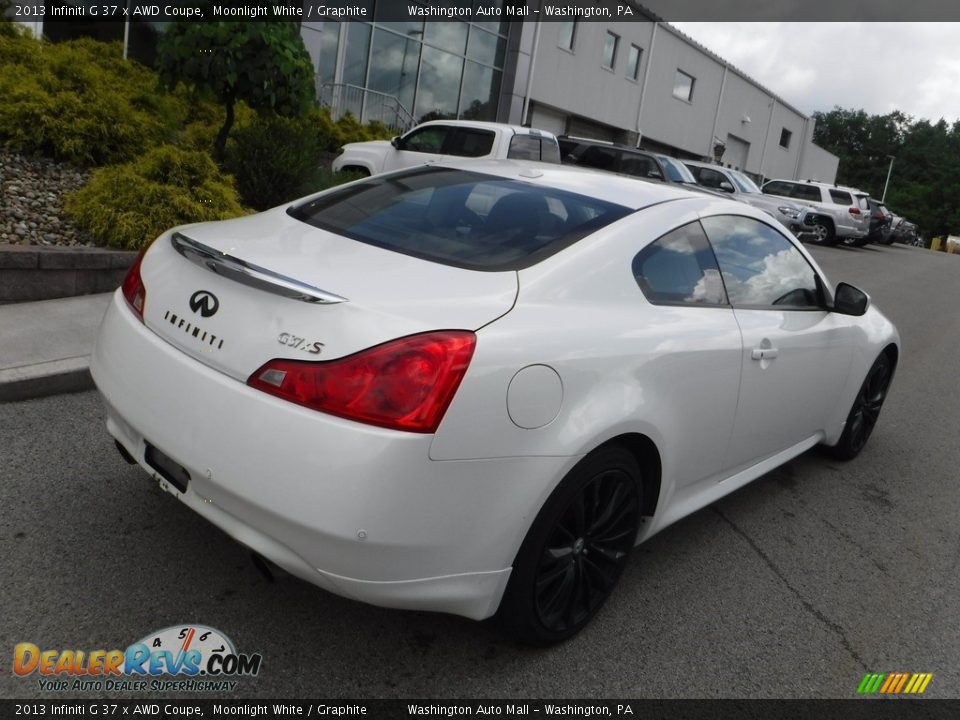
[278,332,324,355]
[189,290,219,318]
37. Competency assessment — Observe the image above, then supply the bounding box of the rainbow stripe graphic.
[857,673,933,695]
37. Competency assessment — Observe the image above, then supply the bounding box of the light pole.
[881,155,895,202]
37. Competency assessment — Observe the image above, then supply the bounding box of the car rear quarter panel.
[429,198,744,509]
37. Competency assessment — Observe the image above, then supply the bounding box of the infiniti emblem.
[189,290,219,318]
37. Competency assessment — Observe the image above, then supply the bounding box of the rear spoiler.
[171,232,348,305]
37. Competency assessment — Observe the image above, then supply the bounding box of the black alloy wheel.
[829,353,893,460]
[499,446,641,645]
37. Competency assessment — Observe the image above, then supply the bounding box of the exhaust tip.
[114,440,137,465]
[250,552,277,583]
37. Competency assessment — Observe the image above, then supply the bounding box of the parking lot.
[1,242,958,699]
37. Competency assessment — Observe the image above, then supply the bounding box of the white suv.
[761,179,870,246]
[332,120,561,176]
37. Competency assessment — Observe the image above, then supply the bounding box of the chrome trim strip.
[170,232,348,305]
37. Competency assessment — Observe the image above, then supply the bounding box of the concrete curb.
[0,244,136,304]
[0,357,93,402]
[0,293,111,403]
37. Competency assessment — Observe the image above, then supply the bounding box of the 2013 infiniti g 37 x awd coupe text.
[91,161,899,644]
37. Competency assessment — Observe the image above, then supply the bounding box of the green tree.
[812,107,960,237]
[157,19,315,161]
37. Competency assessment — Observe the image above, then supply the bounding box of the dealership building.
[15,1,838,183]
[301,7,838,183]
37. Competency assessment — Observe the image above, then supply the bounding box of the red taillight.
[121,244,149,322]
[248,331,477,433]
[849,207,861,215]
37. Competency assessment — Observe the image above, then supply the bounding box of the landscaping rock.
[0,150,94,248]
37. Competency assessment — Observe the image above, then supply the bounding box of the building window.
[602,31,619,69]
[627,44,642,80]
[558,21,576,51]
[672,70,695,102]
[779,128,792,149]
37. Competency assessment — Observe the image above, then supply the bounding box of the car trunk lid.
[138,208,517,382]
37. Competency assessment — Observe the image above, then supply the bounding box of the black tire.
[827,353,893,461]
[498,445,642,645]
[810,219,837,246]
[847,234,872,248]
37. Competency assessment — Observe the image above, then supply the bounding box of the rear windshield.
[507,134,562,164]
[657,156,697,184]
[287,167,632,271]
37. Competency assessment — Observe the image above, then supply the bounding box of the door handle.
[751,347,779,361]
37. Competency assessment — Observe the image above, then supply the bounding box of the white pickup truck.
[332,120,562,176]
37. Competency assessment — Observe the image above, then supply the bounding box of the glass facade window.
[558,21,576,51]
[673,70,695,101]
[602,32,619,69]
[467,26,505,68]
[416,45,464,121]
[318,2,509,126]
[627,44,642,80]
[460,61,501,121]
[367,27,420,114]
[424,21,468,56]
[317,22,340,88]
[343,23,372,88]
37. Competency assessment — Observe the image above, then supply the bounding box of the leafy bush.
[65,145,245,249]
[315,107,394,152]
[226,113,326,210]
[0,34,187,165]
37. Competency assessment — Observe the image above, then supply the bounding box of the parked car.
[331,120,561,176]
[682,159,822,240]
[558,137,726,198]
[866,198,894,244]
[890,215,919,245]
[761,179,871,246]
[92,161,899,645]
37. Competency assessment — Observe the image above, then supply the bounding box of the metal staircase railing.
[318,83,416,135]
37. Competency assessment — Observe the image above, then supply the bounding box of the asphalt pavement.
[1,243,958,699]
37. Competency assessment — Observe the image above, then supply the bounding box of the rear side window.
[578,145,618,171]
[633,221,727,306]
[288,167,632,271]
[446,129,495,158]
[791,185,821,203]
[507,135,561,163]
[762,181,792,197]
[829,189,853,205]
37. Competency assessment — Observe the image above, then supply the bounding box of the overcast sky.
[670,23,960,124]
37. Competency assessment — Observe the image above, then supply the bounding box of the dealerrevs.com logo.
[13,625,262,693]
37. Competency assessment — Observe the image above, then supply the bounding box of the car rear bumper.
[91,292,569,619]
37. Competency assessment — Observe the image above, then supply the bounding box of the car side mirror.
[833,282,869,316]
[391,136,402,150]
[719,181,734,193]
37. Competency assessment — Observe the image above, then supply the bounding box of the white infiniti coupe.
[91,161,899,644]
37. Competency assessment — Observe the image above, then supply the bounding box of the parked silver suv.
[761,179,870,246]
[683,160,817,240]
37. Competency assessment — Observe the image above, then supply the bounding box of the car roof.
[765,178,870,196]
[558,136,657,155]
[416,120,557,139]
[432,158,715,210]
[683,159,730,171]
